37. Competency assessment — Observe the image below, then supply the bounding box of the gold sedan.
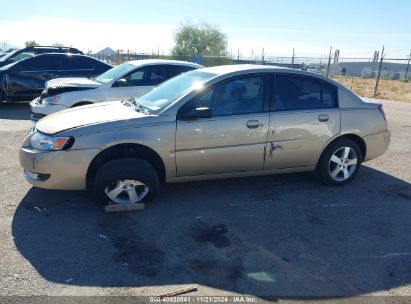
[20,65,391,205]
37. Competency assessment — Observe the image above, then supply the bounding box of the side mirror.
[180,107,212,120]
[114,78,128,87]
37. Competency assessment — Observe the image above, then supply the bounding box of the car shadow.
[0,103,31,120]
[12,166,411,298]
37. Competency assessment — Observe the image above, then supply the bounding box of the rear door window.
[13,55,59,71]
[60,56,94,71]
[273,74,337,111]
[168,65,196,78]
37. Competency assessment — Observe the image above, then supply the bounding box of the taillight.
[378,104,386,121]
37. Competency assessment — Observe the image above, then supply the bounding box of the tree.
[52,42,65,47]
[172,22,227,57]
[24,40,39,47]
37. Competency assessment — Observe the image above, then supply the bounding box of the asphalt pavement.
[0,100,410,302]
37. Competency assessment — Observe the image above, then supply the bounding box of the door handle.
[318,114,329,122]
[246,120,260,129]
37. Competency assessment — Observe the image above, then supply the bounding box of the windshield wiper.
[121,97,149,114]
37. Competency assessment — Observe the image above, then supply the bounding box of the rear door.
[5,55,59,101]
[110,64,168,100]
[264,73,340,170]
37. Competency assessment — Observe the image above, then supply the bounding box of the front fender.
[69,122,177,178]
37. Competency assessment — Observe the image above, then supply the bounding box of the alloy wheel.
[104,179,149,205]
[328,146,358,182]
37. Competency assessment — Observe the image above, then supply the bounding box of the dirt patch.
[192,223,231,248]
[331,76,411,102]
[99,214,164,277]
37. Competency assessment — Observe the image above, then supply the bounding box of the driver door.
[6,54,59,101]
[175,74,270,176]
[110,65,168,100]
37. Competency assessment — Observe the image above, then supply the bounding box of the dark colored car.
[0,53,112,102]
[0,46,83,68]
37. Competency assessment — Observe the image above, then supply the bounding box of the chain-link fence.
[94,49,410,79]
[92,48,411,100]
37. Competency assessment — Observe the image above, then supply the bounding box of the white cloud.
[0,17,176,53]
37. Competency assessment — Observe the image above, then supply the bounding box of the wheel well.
[72,101,93,107]
[322,134,366,162]
[86,144,166,189]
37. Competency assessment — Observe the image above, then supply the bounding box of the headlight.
[44,95,61,105]
[29,132,74,151]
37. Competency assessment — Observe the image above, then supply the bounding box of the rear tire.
[92,158,160,204]
[316,138,362,186]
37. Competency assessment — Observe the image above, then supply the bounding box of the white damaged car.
[30,59,202,120]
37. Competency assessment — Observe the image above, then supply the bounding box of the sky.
[0,0,410,58]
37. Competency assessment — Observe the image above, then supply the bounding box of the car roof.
[201,64,302,75]
[31,53,91,58]
[24,46,82,52]
[125,59,203,69]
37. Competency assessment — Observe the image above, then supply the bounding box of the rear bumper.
[19,145,100,190]
[363,130,391,161]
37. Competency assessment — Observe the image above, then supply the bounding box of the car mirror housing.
[114,78,128,87]
[180,107,212,120]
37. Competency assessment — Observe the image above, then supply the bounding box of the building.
[337,62,410,80]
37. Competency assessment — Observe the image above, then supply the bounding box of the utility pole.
[291,48,295,68]
[237,48,240,61]
[374,46,385,97]
[1,40,11,51]
[326,46,332,77]
[261,48,265,64]
[405,50,411,81]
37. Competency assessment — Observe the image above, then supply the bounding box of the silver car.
[19,65,391,205]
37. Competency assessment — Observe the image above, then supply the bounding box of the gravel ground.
[0,100,410,303]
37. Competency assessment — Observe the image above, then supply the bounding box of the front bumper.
[19,145,100,190]
[363,130,391,161]
[30,98,67,121]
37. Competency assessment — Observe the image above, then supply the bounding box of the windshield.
[95,63,135,84]
[134,70,216,114]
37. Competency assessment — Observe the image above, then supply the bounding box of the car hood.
[36,101,146,135]
[46,77,101,90]
[44,78,102,97]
